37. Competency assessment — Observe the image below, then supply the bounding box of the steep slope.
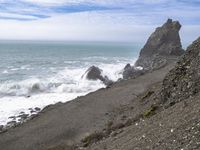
[83,37,200,150]
[161,37,200,106]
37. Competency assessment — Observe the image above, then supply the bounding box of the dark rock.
[19,111,25,114]
[123,64,145,79]
[0,125,3,131]
[161,37,200,106]
[7,121,17,127]
[84,66,113,86]
[8,116,16,120]
[17,114,29,120]
[35,107,41,111]
[30,110,36,113]
[85,66,102,80]
[135,19,184,70]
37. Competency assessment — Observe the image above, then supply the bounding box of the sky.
[0,0,200,45]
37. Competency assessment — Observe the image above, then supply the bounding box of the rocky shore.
[1,19,200,150]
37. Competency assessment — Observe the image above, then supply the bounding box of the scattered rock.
[161,37,200,106]
[19,111,25,114]
[122,64,145,79]
[17,114,29,120]
[110,131,118,137]
[7,121,17,127]
[8,116,16,120]
[0,125,3,131]
[35,107,41,111]
[30,110,36,113]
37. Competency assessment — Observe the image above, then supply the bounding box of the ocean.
[0,40,140,126]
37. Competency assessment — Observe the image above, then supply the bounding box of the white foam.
[0,58,136,126]
[2,70,8,74]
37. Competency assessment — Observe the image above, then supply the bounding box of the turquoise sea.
[0,40,141,125]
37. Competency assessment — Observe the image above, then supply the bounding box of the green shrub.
[143,105,158,118]
[81,132,105,147]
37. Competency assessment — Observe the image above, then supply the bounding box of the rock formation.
[161,37,200,106]
[135,18,184,70]
[123,19,185,79]
[84,66,113,86]
[122,64,145,79]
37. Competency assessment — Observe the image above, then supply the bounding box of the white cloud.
[0,0,199,44]
[0,12,39,20]
[0,10,199,46]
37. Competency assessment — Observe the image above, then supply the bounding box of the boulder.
[161,37,200,106]
[122,64,145,79]
[84,66,113,86]
[135,19,185,70]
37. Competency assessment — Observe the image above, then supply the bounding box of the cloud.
[0,0,199,24]
[0,0,199,44]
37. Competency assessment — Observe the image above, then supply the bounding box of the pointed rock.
[135,19,184,70]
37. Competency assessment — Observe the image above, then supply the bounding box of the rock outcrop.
[161,37,200,106]
[84,66,113,86]
[122,64,145,79]
[135,19,184,70]
[122,19,185,79]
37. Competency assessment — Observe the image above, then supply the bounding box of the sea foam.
[0,58,136,126]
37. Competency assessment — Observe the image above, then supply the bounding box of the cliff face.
[161,37,200,105]
[135,19,184,70]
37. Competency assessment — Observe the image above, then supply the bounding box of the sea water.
[0,40,141,125]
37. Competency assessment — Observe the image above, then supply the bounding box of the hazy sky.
[0,0,200,45]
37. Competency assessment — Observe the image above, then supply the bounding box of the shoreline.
[0,60,176,150]
[0,19,193,150]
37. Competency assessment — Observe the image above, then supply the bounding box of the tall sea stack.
[135,19,185,70]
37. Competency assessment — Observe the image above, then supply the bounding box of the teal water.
[0,41,140,81]
[0,40,141,125]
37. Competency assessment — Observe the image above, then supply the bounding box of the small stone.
[111,132,118,137]
[7,121,17,127]
[34,107,41,111]
[8,116,16,119]
[17,114,29,120]
[30,110,36,113]
[0,125,4,131]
